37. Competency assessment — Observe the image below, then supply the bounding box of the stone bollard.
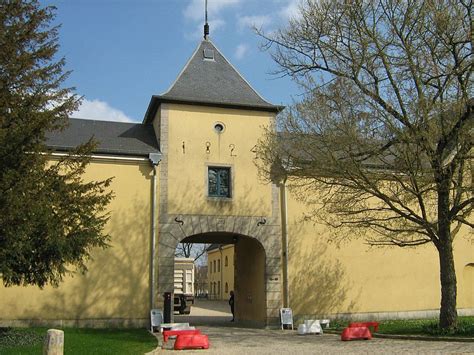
[43,329,64,355]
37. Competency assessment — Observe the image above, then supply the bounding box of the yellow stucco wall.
[0,158,155,326]
[285,185,474,316]
[164,104,273,217]
[207,245,234,300]
[1,96,471,327]
[235,237,266,323]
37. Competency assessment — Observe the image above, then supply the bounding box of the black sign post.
[163,292,172,323]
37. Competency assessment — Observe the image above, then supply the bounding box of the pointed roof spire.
[204,0,209,40]
[143,40,284,123]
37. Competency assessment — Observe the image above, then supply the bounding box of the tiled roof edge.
[143,96,284,123]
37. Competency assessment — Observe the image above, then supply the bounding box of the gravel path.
[156,326,474,354]
[149,300,474,354]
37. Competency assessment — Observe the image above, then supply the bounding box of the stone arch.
[155,214,282,326]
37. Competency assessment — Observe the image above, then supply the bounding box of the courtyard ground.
[155,299,474,354]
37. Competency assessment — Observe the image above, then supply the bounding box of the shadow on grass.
[0,328,157,355]
[328,316,474,337]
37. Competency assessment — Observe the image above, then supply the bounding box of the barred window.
[208,167,231,198]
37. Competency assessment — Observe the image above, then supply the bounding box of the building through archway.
[156,217,282,326]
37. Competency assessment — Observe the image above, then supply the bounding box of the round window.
[214,122,225,133]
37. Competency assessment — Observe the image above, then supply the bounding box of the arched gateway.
[155,210,283,326]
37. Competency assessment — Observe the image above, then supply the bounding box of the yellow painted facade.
[207,245,235,300]
[234,237,266,323]
[162,104,273,217]
[0,106,472,327]
[285,187,474,319]
[0,159,155,327]
[0,37,472,328]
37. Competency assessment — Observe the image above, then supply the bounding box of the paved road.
[153,300,474,354]
[158,326,474,354]
[174,299,233,325]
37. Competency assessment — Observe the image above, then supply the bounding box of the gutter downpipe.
[280,178,290,308]
[149,153,162,309]
[219,245,223,300]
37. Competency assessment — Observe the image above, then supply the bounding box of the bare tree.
[175,243,209,262]
[257,0,472,330]
[194,265,209,296]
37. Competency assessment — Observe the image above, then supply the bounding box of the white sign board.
[280,308,294,330]
[150,309,163,332]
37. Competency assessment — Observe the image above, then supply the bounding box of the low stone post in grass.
[43,329,64,355]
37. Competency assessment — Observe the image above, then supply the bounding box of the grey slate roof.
[206,244,221,252]
[144,39,283,123]
[46,118,160,157]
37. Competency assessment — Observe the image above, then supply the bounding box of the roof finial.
[204,0,209,39]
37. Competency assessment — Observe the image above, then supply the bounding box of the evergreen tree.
[0,0,113,288]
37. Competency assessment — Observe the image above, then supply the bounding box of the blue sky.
[41,0,302,123]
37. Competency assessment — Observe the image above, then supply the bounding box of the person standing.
[179,294,187,314]
[229,290,235,322]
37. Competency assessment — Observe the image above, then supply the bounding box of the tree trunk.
[437,176,457,330]
[438,239,458,329]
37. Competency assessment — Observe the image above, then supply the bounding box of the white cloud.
[183,0,242,39]
[237,15,272,31]
[279,0,302,21]
[184,0,241,22]
[235,43,249,60]
[72,98,134,123]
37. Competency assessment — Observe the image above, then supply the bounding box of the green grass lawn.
[0,327,157,355]
[329,316,474,337]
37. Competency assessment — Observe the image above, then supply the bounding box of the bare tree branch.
[256,0,472,330]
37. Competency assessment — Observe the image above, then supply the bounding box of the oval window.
[214,122,225,133]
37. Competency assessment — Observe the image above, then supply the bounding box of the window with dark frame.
[208,167,231,198]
